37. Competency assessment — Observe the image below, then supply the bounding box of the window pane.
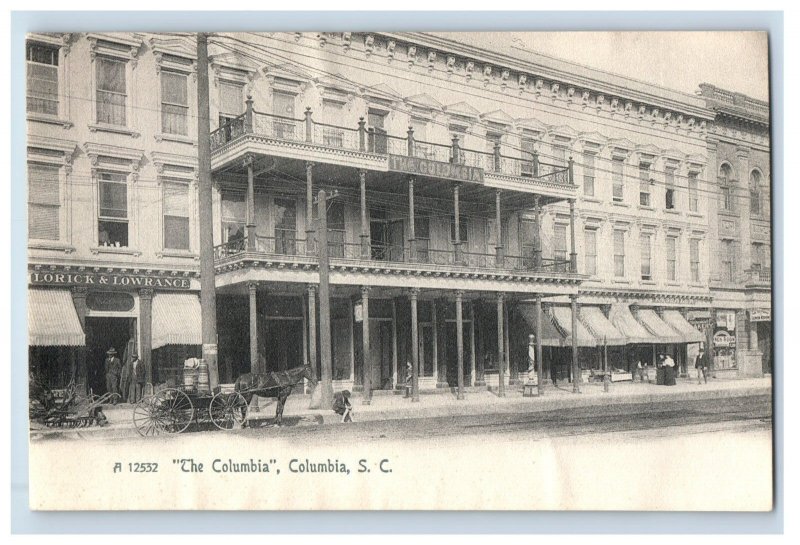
[164,216,190,250]
[161,72,188,105]
[221,193,245,222]
[29,161,60,240]
[640,234,651,278]
[96,89,126,125]
[273,91,296,118]
[612,159,624,200]
[29,204,59,240]
[614,230,625,277]
[27,43,59,65]
[219,81,243,116]
[163,182,189,216]
[96,58,126,93]
[99,174,127,219]
[27,63,59,115]
[162,104,188,135]
[584,229,596,275]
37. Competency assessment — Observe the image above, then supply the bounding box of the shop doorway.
[85,317,136,395]
[369,319,394,390]
[758,321,772,374]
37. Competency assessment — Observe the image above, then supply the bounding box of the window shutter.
[161,72,188,106]
[28,163,60,240]
[219,82,244,116]
[163,181,188,217]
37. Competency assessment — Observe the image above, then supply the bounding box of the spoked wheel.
[209,392,248,430]
[133,388,194,436]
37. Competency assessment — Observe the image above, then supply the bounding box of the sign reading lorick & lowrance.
[388,154,484,183]
[29,271,192,290]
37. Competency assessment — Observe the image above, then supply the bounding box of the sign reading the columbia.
[388,154,484,183]
[29,271,193,290]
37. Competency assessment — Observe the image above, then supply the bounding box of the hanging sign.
[388,154,484,183]
[713,330,736,348]
[749,308,771,322]
[29,271,193,290]
[354,302,363,323]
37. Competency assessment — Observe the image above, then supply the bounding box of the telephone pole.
[197,33,219,388]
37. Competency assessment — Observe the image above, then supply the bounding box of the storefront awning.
[28,289,85,346]
[549,306,596,347]
[662,310,705,343]
[152,293,202,349]
[517,304,566,347]
[609,304,657,344]
[579,306,627,346]
[636,309,683,344]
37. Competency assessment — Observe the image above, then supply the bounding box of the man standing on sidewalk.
[695,348,709,385]
[104,348,121,404]
[130,353,145,403]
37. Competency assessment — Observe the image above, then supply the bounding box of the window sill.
[750,214,768,222]
[664,209,681,215]
[581,196,602,204]
[91,246,142,257]
[687,212,704,219]
[665,282,682,287]
[154,133,197,145]
[640,279,656,285]
[28,241,76,254]
[88,123,141,138]
[637,205,655,212]
[611,201,629,208]
[157,250,200,260]
[27,113,73,129]
[688,282,706,289]
[718,209,738,218]
[612,279,631,284]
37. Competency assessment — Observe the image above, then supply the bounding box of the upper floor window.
[665,167,676,210]
[688,172,699,213]
[161,71,189,136]
[274,198,297,255]
[327,201,345,258]
[26,42,59,116]
[720,239,736,282]
[584,228,597,276]
[553,224,567,271]
[414,214,431,262]
[485,132,502,171]
[639,162,652,207]
[450,216,468,246]
[719,163,735,212]
[612,157,624,202]
[750,170,762,216]
[28,163,60,241]
[410,117,430,158]
[218,80,244,125]
[640,233,652,280]
[690,239,701,283]
[520,219,536,267]
[221,192,245,243]
[751,242,767,270]
[96,57,127,126]
[98,171,129,247]
[666,236,678,281]
[272,90,297,140]
[163,180,190,251]
[368,110,387,154]
[613,230,625,277]
[583,153,596,197]
[321,99,345,147]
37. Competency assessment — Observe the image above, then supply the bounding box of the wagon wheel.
[209,392,248,430]
[133,389,194,436]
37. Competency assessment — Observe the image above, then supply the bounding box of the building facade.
[700,83,772,377]
[26,31,769,397]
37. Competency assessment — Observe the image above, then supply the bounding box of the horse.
[233,364,316,426]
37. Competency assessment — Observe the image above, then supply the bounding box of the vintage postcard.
[25,30,773,511]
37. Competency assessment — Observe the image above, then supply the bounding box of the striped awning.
[662,310,705,343]
[152,293,202,349]
[517,304,566,347]
[609,304,657,344]
[580,306,626,346]
[28,289,85,346]
[549,306,597,347]
[636,309,683,344]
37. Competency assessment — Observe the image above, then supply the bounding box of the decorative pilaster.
[245,154,256,251]
[533,195,542,269]
[409,288,420,402]
[569,198,578,273]
[495,190,504,267]
[453,184,462,263]
[248,282,259,374]
[408,177,416,262]
[497,292,505,397]
[307,284,318,383]
[455,290,465,400]
[139,288,154,387]
[361,286,371,404]
[306,162,315,255]
[359,170,369,259]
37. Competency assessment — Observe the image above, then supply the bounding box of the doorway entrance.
[264,318,304,372]
[85,317,136,395]
[369,319,394,390]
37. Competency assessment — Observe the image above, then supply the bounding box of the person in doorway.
[695,347,709,385]
[119,355,133,403]
[130,353,146,403]
[104,348,121,404]
[663,353,677,386]
[636,359,646,383]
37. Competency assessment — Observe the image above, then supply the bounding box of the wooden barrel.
[196,359,210,393]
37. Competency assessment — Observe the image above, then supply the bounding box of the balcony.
[743,267,771,289]
[209,105,574,199]
[214,235,577,289]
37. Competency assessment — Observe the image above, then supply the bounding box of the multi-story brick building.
[27,31,767,397]
[700,83,771,378]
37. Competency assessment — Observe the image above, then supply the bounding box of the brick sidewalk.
[31,376,771,436]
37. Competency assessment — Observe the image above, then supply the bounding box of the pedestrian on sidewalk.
[695,348,709,384]
[104,348,121,404]
[404,361,413,398]
[119,355,132,403]
[333,390,353,422]
[664,354,677,386]
[130,354,145,403]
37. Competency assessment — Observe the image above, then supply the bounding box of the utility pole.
[197,33,219,388]
[316,190,334,408]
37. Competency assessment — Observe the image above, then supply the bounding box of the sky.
[465,32,770,102]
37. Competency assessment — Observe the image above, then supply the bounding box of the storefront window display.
[713,310,737,369]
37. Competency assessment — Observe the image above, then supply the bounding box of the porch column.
[453,184,462,263]
[469,302,476,386]
[361,286,372,404]
[571,294,581,393]
[244,154,257,251]
[391,298,398,389]
[495,190,504,267]
[410,288,420,402]
[139,288,154,387]
[455,290,465,400]
[569,198,578,273]
[360,170,369,258]
[307,284,317,383]
[505,301,516,384]
[497,292,505,397]
[535,294,544,396]
[408,176,416,262]
[70,287,88,392]
[305,162,314,255]
[248,282,259,374]
[533,195,542,269]
[432,298,440,387]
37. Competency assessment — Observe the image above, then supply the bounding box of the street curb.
[30,383,771,439]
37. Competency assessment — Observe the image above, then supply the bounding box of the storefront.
[749,307,772,375]
[28,267,201,395]
[712,309,738,375]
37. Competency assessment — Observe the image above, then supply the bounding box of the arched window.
[750,170,762,216]
[718,163,735,212]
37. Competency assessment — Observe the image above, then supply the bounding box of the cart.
[132,386,248,436]
[30,378,120,429]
